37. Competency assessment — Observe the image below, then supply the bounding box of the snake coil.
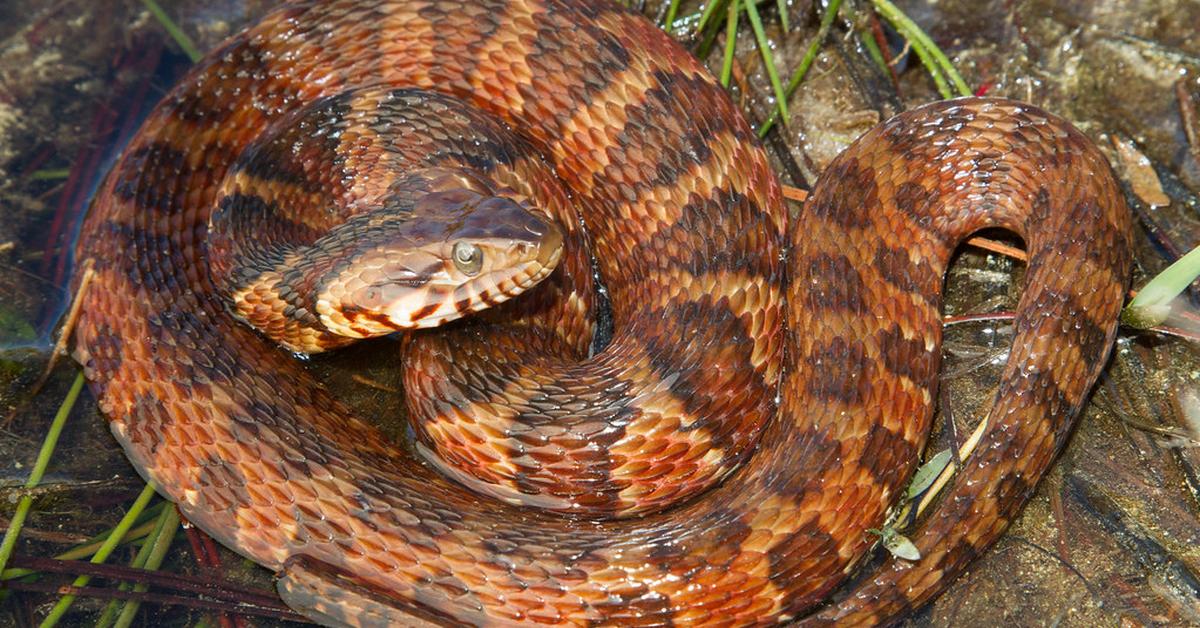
[72,0,1131,625]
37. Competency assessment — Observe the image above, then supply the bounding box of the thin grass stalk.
[38,483,158,627]
[742,0,789,125]
[859,27,888,75]
[94,503,179,628]
[1124,244,1200,328]
[141,0,202,63]
[2,503,167,581]
[775,0,789,31]
[0,373,85,575]
[664,0,683,29]
[720,0,740,86]
[112,506,181,628]
[698,0,735,58]
[871,0,971,97]
[758,0,844,136]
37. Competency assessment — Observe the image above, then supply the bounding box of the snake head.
[316,188,564,338]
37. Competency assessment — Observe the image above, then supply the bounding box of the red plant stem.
[1,580,308,623]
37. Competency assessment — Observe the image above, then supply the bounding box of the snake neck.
[204,88,566,354]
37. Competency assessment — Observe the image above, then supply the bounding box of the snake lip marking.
[71,1,1131,625]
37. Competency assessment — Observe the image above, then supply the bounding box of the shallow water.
[0,0,1198,625]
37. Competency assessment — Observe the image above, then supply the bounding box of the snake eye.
[452,241,483,276]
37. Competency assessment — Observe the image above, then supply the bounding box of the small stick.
[0,580,306,623]
[1177,76,1199,151]
[964,236,1028,262]
[780,185,808,203]
[351,375,401,394]
[3,261,94,428]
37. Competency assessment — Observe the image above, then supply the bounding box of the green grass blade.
[697,0,732,33]
[881,16,950,96]
[906,448,954,500]
[38,483,158,628]
[859,27,889,75]
[95,503,173,627]
[664,0,682,29]
[29,168,70,181]
[720,0,741,86]
[872,0,971,98]
[2,503,167,582]
[141,0,202,63]
[758,0,844,137]
[697,0,734,59]
[96,503,180,628]
[0,373,85,576]
[743,0,789,127]
[1123,244,1200,328]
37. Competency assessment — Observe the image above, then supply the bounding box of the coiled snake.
[71,0,1132,625]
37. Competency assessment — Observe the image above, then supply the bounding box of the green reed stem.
[38,483,158,628]
[743,0,789,126]
[0,373,85,576]
[1,504,166,582]
[758,0,844,136]
[1123,244,1200,328]
[720,0,741,86]
[141,0,202,63]
[776,0,790,32]
[871,0,971,98]
[95,503,180,628]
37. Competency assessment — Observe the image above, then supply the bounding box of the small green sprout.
[868,526,921,561]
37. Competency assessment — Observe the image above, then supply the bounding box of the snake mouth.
[521,243,562,288]
[527,220,564,284]
[374,226,564,329]
[474,233,564,302]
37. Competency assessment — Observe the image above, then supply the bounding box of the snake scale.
[70,0,1132,625]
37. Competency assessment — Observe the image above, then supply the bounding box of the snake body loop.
[72,0,1132,625]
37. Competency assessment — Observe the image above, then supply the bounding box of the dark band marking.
[880,103,974,163]
[633,187,776,278]
[639,295,769,456]
[211,192,328,295]
[77,319,124,386]
[807,157,879,231]
[113,142,211,215]
[409,302,443,323]
[766,514,840,588]
[873,246,940,296]
[592,70,741,202]
[418,0,507,93]
[1014,287,1109,373]
[516,0,631,133]
[802,336,874,406]
[95,219,181,293]
[172,39,279,125]
[938,538,983,575]
[857,423,918,489]
[800,253,867,314]
[375,90,535,174]
[874,322,938,383]
[126,394,174,455]
[227,93,353,195]
[193,454,255,515]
